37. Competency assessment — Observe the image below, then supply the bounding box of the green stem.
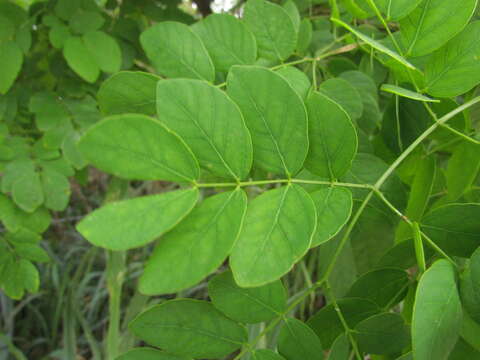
[195,178,373,189]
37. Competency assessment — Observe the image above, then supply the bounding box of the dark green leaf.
[278,318,324,360]
[116,348,191,360]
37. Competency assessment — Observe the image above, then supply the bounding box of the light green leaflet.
[76,188,198,251]
[230,184,316,287]
[307,298,379,348]
[140,21,214,81]
[305,92,358,179]
[0,258,39,300]
[208,270,287,324]
[297,18,312,53]
[129,299,247,359]
[0,41,23,94]
[116,348,191,360]
[227,66,308,177]
[63,36,99,83]
[319,78,364,120]
[400,0,477,57]
[310,187,353,247]
[276,66,311,100]
[446,141,480,200]
[282,0,301,32]
[156,79,253,180]
[97,71,161,116]
[78,114,200,182]
[278,318,324,360]
[331,18,416,70]
[139,189,246,295]
[346,268,409,308]
[412,260,462,360]
[425,21,480,98]
[421,203,480,258]
[243,0,296,61]
[83,31,121,73]
[339,70,378,102]
[354,313,410,355]
[191,14,257,72]
[41,167,70,211]
[381,84,439,103]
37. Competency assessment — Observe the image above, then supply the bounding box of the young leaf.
[446,141,480,201]
[140,22,214,81]
[129,299,247,359]
[79,114,200,182]
[278,318,324,360]
[354,313,410,355]
[227,66,308,176]
[63,36,100,83]
[156,79,253,180]
[310,187,353,247]
[400,0,477,57]
[412,260,462,360]
[77,188,198,251]
[97,71,161,116]
[82,30,121,74]
[307,298,379,348]
[381,84,439,103]
[421,204,480,257]
[346,268,409,308]
[0,41,23,94]
[208,270,287,323]
[191,14,257,72]
[425,21,480,97]
[230,184,316,287]
[116,348,192,360]
[305,92,358,179]
[139,189,247,295]
[243,0,296,61]
[331,18,416,70]
[319,78,364,120]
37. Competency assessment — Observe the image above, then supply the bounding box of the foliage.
[1,0,480,359]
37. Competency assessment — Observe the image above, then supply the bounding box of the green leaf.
[129,299,247,359]
[208,270,287,323]
[83,30,121,73]
[116,348,191,360]
[252,350,286,360]
[339,70,378,102]
[400,0,477,57]
[305,92,358,179]
[470,247,480,302]
[376,238,434,270]
[307,298,379,348]
[310,187,353,247]
[63,36,99,83]
[356,0,423,20]
[425,21,480,97]
[230,184,316,287]
[460,262,480,323]
[276,66,311,100]
[243,0,296,61]
[227,66,308,176]
[13,243,49,263]
[191,14,257,72]
[54,0,80,20]
[395,156,436,242]
[354,313,410,355]
[297,19,312,53]
[0,14,15,41]
[41,167,70,211]
[69,11,105,35]
[0,194,51,234]
[156,79,253,180]
[278,318,324,360]
[77,188,198,251]
[0,41,23,94]
[446,142,480,201]
[327,334,350,360]
[421,203,480,257]
[97,71,161,116]
[319,78,363,120]
[140,21,214,81]
[79,114,200,182]
[331,18,416,70]
[412,260,462,360]
[346,268,409,308]
[381,84,439,103]
[9,161,44,213]
[0,258,39,299]
[139,189,247,295]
